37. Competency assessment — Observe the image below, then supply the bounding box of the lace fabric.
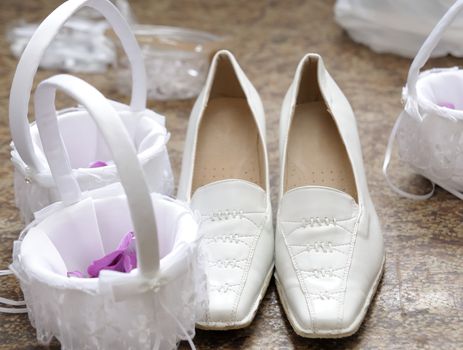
[384,70,463,200]
[397,108,463,191]
[10,248,205,349]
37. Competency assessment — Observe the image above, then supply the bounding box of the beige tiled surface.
[0,1,462,349]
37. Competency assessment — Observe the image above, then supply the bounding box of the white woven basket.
[9,74,204,350]
[10,0,174,223]
[383,0,463,200]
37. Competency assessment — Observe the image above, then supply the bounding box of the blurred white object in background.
[6,0,133,73]
[77,0,136,23]
[7,18,115,73]
[7,0,226,100]
[335,0,463,58]
[116,25,225,100]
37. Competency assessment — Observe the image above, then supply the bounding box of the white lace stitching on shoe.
[300,216,337,228]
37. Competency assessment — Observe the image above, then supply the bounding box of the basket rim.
[411,67,463,121]
[17,194,199,293]
[10,108,169,184]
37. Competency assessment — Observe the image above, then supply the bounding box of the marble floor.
[0,0,462,349]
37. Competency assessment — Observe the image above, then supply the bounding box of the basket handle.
[407,0,463,100]
[9,0,147,173]
[34,74,159,279]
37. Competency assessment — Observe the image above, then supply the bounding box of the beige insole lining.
[285,101,357,199]
[192,97,264,192]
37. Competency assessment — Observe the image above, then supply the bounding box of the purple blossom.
[438,102,455,109]
[88,160,108,168]
[87,231,137,277]
[67,231,137,278]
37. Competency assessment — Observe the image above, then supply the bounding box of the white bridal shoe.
[178,50,274,329]
[275,54,385,338]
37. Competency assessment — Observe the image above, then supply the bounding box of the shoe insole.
[285,101,357,199]
[192,97,264,192]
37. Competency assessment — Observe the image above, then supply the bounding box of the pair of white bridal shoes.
[178,50,384,337]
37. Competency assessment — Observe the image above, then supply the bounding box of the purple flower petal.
[128,250,137,268]
[117,231,135,250]
[87,250,124,277]
[88,161,108,168]
[87,231,137,278]
[67,270,84,278]
[438,102,455,109]
[123,254,133,272]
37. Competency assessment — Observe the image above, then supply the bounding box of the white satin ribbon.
[382,111,435,200]
[98,270,167,302]
[0,269,28,314]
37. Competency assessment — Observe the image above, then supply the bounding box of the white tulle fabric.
[12,103,174,223]
[10,188,206,350]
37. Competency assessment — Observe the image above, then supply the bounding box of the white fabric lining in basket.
[6,74,206,350]
[383,0,463,200]
[9,0,173,223]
